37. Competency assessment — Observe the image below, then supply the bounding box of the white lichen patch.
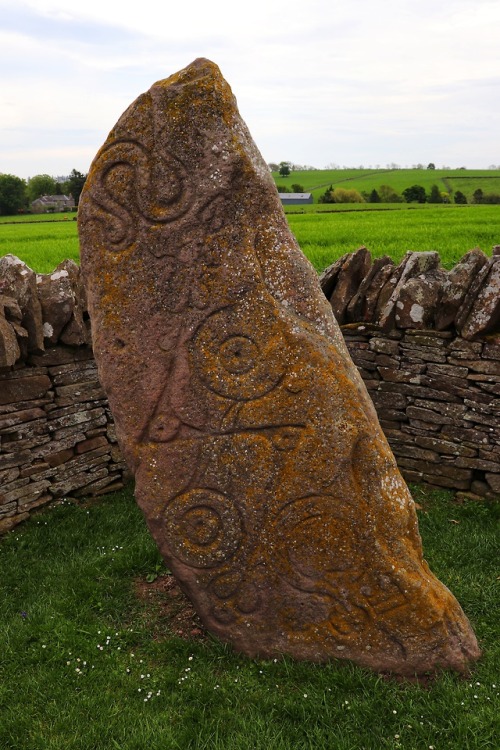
[410,304,424,323]
[381,470,409,510]
[43,322,54,338]
[51,269,69,281]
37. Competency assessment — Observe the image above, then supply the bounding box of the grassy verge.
[1,484,498,750]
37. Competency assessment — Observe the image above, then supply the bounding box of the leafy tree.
[428,184,443,204]
[402,184,427,203]
[268,163,279,172]
[276,185,290,193]
[454,190,467,204]
[27,174,57,203]
[369,189,381,203]
[331,188,365,204]
[0,174,27,215]
[318,185,335,204]
[378,184,402,203]
[473,188,484,204]
[427,163,436,170]
[67,169,87,206]
[291,183,304,193]
[278,161,291,178]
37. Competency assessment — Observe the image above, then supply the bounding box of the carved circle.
[273,496,356,586]
[193,303,286,400]
[219,335,258,374]
[164,489,243,568]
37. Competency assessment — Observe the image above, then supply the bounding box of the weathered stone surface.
[376,252,440,330]
[455,258,494,335]
[36,260,89,346]
[435,249,489,330]
[328,247,371,323]
[460,257,500,340]
[345,255,394,323]
[0,307,21,367]
[79,58,479,677]
[0,255,44,353]
[0,374,51,405]
[394,269,447,330]
[319,256,345,299]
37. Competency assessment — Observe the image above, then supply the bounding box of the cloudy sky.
[1,0,499,180]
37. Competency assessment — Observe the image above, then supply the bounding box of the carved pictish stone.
[79,58,480,677]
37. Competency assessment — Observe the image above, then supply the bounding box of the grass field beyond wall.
[1,205,499,274]
[0,485,498,750]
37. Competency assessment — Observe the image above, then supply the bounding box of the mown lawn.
[0,484,498,750]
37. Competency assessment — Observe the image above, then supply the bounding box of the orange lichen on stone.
[78,58,480,678]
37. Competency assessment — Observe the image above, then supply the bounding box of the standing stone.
[79,58,480,677]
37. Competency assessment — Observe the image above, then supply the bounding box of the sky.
[1,0,500,180]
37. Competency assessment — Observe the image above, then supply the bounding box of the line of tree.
[318,183,500,205]
[0,170,87,216]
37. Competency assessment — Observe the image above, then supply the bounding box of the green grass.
[1,205,499,276]
[0,213,78,224]
[0,218,80,273]
[0,484,498,750]
[273,168,500,203]
[286,205,499,272]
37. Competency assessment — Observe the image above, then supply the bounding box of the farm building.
[31,194,75,213]
[278,192,313,205]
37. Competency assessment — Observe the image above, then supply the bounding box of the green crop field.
[0,218,80,273]
[1,203,499,275]
[287,205,500,271]
[273,168,500,204]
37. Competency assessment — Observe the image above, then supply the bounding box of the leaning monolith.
[78,58,480,677]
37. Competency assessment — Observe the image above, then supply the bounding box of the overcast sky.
[1,0,499,180]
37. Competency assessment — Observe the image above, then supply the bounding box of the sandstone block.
[0,374,51,405]
[329,247,371,323]
[435,249,489,331]
[459,258,500,340]
[78,58,479,677]
[0,255,44,353]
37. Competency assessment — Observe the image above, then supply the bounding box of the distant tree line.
[318,183,500,205]
[0,170,87,216]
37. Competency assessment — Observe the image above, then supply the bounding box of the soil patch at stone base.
[133,572,207,642]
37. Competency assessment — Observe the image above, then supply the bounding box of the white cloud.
[0,0,499,178]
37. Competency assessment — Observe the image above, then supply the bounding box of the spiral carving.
[89,138,192,250]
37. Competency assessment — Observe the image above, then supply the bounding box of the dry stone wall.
[1,246,499,532]
[0,256,128,533]
[321,246,500,500]
[341,326,500,498]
